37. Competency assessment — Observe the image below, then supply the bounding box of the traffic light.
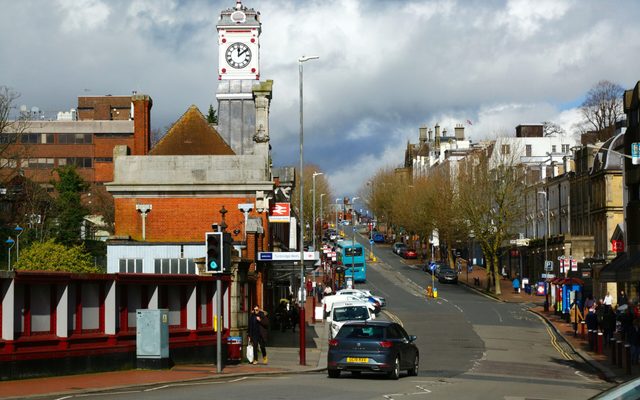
[206,232,223,273]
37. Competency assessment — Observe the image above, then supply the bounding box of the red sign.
[612,240,624,253]
[269,203,291,223]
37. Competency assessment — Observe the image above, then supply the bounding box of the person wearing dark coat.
[602,308,616,344]
[618,290,628,306]
[248,305,268,364]
[585,308,598,331]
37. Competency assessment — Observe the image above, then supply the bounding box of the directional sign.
[258,252,317,261]
[544,261,553,271]
[369,239,374,245]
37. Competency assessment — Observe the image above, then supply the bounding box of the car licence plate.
[346,357,368,363]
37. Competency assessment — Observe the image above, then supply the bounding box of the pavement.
[1,262,636,399]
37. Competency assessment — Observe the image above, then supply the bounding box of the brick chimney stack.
[132,94,153,155]
[455,124,465,140]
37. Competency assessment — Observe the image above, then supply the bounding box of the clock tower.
[216,1,268,157]
[217,0,260,81]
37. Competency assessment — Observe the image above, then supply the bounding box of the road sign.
[369,239,374,245]
[544,261,553,271]
[542,273,555,279]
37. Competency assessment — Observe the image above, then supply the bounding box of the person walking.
[603,292,613,313]
[512,276,520,294]
[248,305,268,364]
[289,302,300,332]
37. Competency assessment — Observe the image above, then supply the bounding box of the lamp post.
[538,190,550,310]
[298,54,319,366]
[468,231,475,283]
[350,196,360,288]
[15,225,23,261]
[6,237,15,271]
[312,172,323,251]
[334,198,341,231]
[320,193,325,245]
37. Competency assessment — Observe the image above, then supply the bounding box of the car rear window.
[337,325,384,339]
[333,306,370,322]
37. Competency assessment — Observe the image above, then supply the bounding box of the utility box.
[136,309,170,369]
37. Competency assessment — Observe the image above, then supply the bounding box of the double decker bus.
[336,240,366,283]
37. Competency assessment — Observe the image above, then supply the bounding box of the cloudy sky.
[1,0,639,197]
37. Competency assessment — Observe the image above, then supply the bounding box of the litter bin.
[227,336,242,363]
[524,284,532,295]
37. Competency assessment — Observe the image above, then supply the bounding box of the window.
[501,144,510,155]
[345,247,363,257]
[95,157,113,162]
[60,157,92,168]
[525,145,532,157]
[154,258,196,274]
[551,145,557,153]
[20,133,38,144]
[41,133,55,144]
[119,259,143,273]
[562,144,570,153]
[26,158,55,169]
[0,133,16,144]
[58,133,92,144]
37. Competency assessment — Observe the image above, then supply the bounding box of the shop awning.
[599,253,640,282]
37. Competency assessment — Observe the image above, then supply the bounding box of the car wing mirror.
[408,335,417,342]
[326,316,332,322]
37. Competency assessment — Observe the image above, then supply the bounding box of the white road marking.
[383,385,431,399]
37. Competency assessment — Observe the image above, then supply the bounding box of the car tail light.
[379,341,393,348]
[329,339,339,347]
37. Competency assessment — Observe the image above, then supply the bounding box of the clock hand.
[238,47,248,57]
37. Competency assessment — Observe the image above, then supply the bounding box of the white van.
[322,294,376,317]
[327,300,374,339]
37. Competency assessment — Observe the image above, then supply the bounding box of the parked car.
[372,232,385,243]
[399,248,417,259]
[336,289,386,308]
[327,300,375,339]
[435,265,458,284]
[327,320,419,379]
[392,242,407,255]
[322,294,377,316]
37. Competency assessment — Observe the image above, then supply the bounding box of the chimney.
[131,94,153,155]
[455,124,465,140]
[435,124,441,148]
[419,126,427,145]
[428,129,433,142]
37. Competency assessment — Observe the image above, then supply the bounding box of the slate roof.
[150,105,235,156]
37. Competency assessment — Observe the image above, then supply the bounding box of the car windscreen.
[337,325,384,339]
[345,247,363,257]
[333,306,370,322]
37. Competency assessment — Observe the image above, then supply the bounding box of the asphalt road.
[64,233,614,400]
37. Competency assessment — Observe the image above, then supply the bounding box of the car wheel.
[328,369,340,378]
[408,354,419,376]
[388,356,400,380]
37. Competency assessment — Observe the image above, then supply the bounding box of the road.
[62,233,613,400]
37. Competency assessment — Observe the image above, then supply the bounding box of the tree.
[15,239,101,273]
[207,104,218,124]
[580,80,624,133]
[457,145,525,295]
[0,86,29,179]
[542,121,566,137]
[52,165,89,245]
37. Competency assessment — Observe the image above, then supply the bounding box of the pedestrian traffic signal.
[206,232,223,273]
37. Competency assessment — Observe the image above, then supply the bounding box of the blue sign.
[369,239,374,244]
[429,262,437,272]
[259,253,273,261]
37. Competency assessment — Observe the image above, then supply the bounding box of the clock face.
[225,42,252,69]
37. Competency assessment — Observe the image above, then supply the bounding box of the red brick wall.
[132,96,152,155]
[114,197,270,251]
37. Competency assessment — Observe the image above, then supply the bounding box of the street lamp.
[538,190,550,310]
[320,193,326,246]
[312,172,323,251]
[335,198,341,230]
[5,237,15,271]
[298,54,319,366]
[467,231,475,283]
[15,225,23,261]
[350,196,360,288]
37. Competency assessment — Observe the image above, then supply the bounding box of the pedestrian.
[305,278,313,300]
[583,295,595,316]
[570,300,583,335]
[603,292,613,313]
[602,307,615,343]
[248,305,268,365]
[501,266,507,280]
[585,305,598,331]
[323,284,333,297]
[618,290,628,306]
[512,276,520,294]
[630,319,640,364]
[289,302,300,332]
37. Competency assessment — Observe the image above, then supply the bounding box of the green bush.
[15,240,102,273]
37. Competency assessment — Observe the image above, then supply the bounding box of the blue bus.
[336,240,367,283]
